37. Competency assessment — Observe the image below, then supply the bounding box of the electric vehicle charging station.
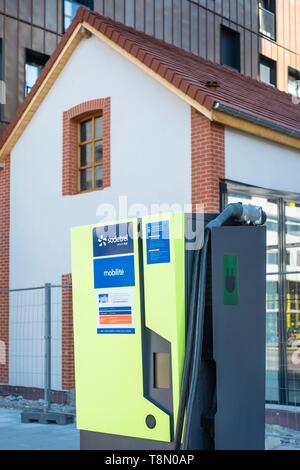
[71,205,266,450]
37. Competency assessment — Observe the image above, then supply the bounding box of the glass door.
[226,186,300,405]
[285,202,300,405]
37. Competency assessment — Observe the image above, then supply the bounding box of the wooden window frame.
[78,113,103,193]
[63,98,111,196]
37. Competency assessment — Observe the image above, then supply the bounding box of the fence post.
[44,283,51,411]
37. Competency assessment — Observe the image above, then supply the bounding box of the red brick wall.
[62,98,111,195]
[0,157,10,384]
[61,273,75,390]
[191,108,225,212]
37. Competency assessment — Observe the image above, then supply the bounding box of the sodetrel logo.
[103,268,125,277]
[98,233,128,248]
[98,235,107,247]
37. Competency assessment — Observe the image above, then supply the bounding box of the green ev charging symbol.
[223,255,238,305]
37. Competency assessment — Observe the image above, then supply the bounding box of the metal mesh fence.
[0,284,73,412]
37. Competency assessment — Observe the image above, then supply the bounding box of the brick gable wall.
[62,274,75,390]
[0,158,10,384]
[191,108,225,213]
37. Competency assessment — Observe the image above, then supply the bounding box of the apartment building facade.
[96,0,300,94]
[0,1,300,137]
[0,1,62,135]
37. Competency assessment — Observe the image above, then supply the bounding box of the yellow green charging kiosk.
[71,213,186,448]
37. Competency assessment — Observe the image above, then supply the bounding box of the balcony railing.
[259,6,276,40]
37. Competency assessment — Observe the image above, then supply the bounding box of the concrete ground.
[0,408,79,450]
[1,408,300,450]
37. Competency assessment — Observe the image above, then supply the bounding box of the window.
[259,0,276,40]
[63,99,110,196]
[25,50,49,97]
[220,26,240,72]
[288,67,300,99]
[78,114,103,192]
[64,0,94,32]
[260,55,277,87]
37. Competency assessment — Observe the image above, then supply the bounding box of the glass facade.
[226,187,300,406]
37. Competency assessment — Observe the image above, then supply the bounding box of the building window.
[63,99,111,196]
[259,0,276,40]
[260,55,277,87]
[64,0,94,32]
[220,26,240,72]
[288,67,300,99]
[25,50,49,97]
[78,114,103,192]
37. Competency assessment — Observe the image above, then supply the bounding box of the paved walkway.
[1,407,300,450]
[0,408,79,450]
[266,424,300,450]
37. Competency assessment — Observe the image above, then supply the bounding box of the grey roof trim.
[213,102,300,141]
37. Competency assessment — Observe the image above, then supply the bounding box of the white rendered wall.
[9,35,191,388]
[225,128,300,193]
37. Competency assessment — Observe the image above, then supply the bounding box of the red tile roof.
[1,7,300,154]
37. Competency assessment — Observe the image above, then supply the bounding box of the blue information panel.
[98,306,132,315]
[93,222,133,258]
[93,255,135,289]
[93,222,135,289]
[146,220,171,265]
[97,328,135,335]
